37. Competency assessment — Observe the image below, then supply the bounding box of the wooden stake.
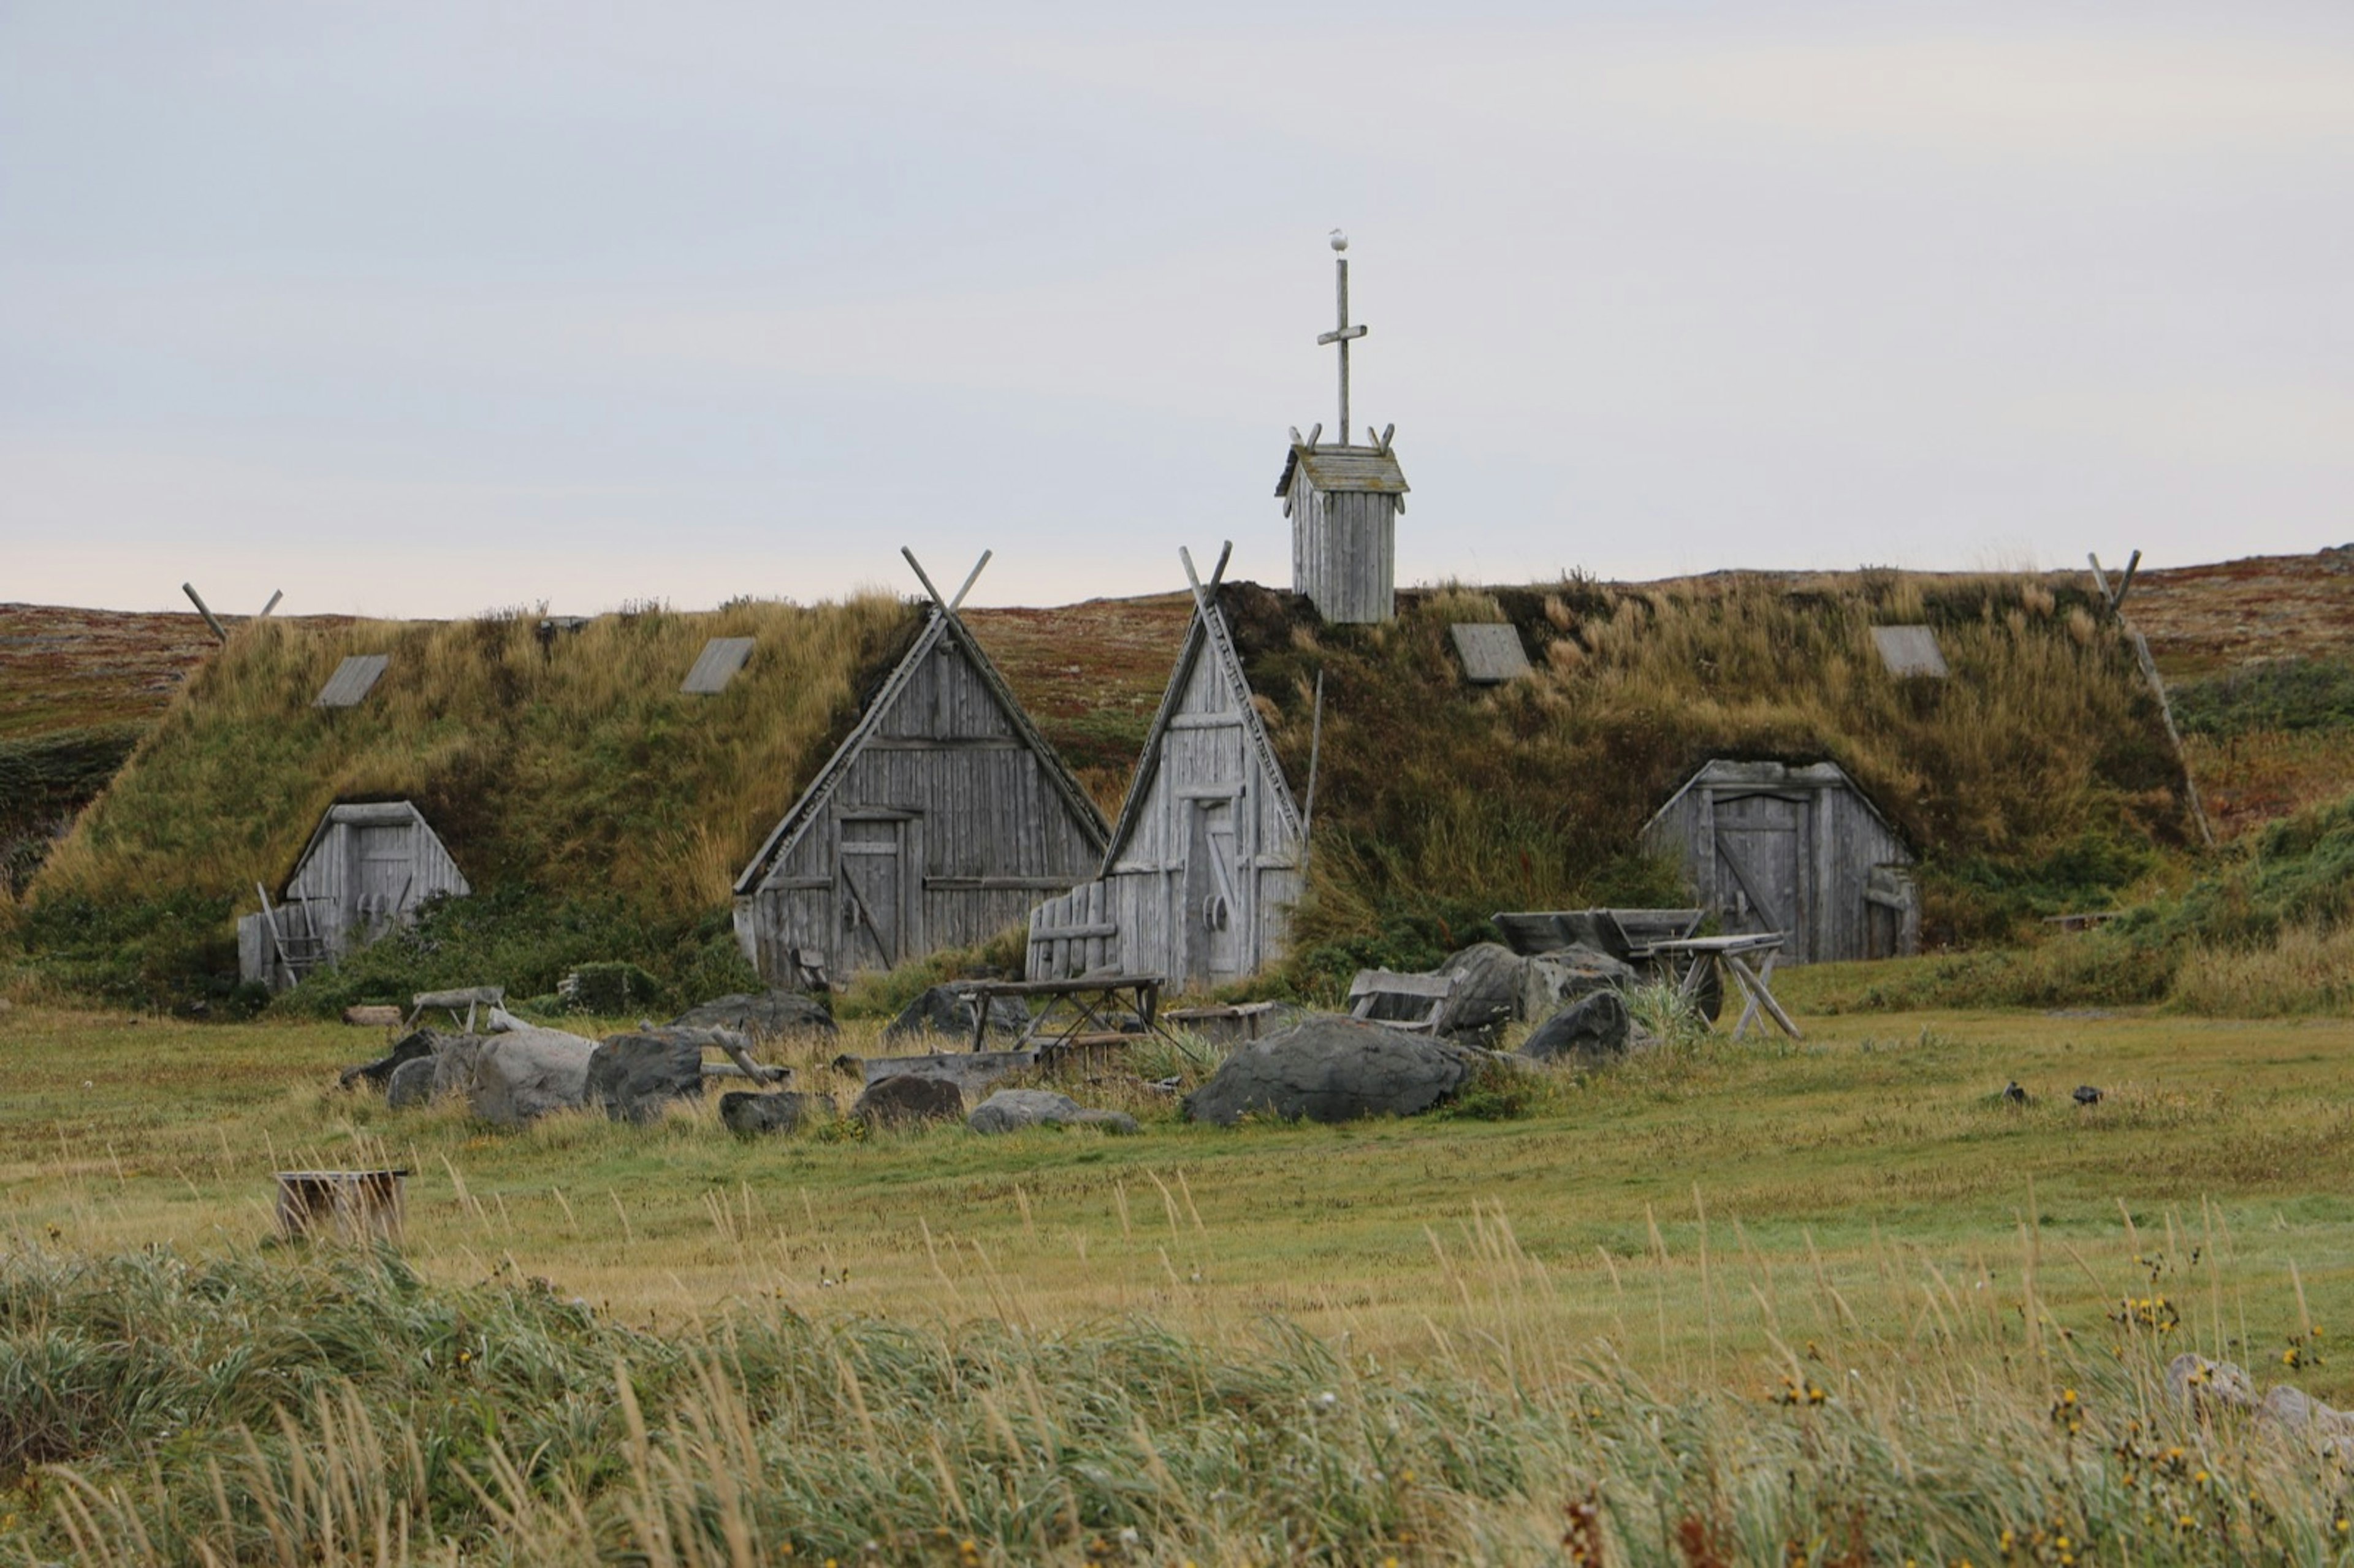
[182,582,228,643]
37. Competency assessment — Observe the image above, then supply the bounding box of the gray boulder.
[671,991,837,1040]
[2257,1384,2354,1453]
[429,1035,488,1100]
[1434,943,1526,1041]
[1518,989,1633,1067]
[386,1055,439,1109]
[2166,1353,2256,1414]
[853,1073,966,1128]
[883,985,1029,1046]
[1183,1015,1484,1127]
[720,1090,828,1137]
[969,1089,1139,1136]
[587,1032,706,1124]
[467,1026,598,1126]
[340,1028,446,1092]
[1520,945,1637,1020]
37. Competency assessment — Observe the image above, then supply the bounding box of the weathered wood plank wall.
[739,618,1107,986]
[1029,601,1303,989]
[1640,760,1916,964]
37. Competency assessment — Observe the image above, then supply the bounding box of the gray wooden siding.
[1288,471,1396,625]
[1640,761,1916,964]
[737,621,1107,986]
[1029,612,1302,988]
[242,801,470,985]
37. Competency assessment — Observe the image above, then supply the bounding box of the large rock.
[1434,943,1526,1041]
[587,1032,706,1124]
[860,1049,1038,1098]
[1183,1015,1484,1127]
[969,1089,1138,1136]
[2166,1353,2256,1414]
[339,1028,447,1092]
[671,992,838,1040]
[386,1055,439,1109]
[467,1026,598,1126]
[429,1035,489,1100]
[2257,1384,2354,1454]
[853,1073,967,1128]
[1518,989,1634,1067]
[882,985,1029,1046]
[1520,945,1637,1021]
[720,1090,828,1137]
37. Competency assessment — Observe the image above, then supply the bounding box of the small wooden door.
[1183,798,1242,987]
[837,818,906,973]
[1711,791,1811,960]
[353,823,413,928]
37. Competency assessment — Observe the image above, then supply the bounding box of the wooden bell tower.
[1276,230,1407,624]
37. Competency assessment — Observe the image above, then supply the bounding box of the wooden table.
[1634,934,1802,1041]
[951,974,1176,1056]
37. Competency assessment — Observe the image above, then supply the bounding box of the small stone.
[2165,1352,2255,1412]
[386,1056,439,1109]
[1518,990,1632,1067]
[720,1090,827,1137]
[671,992,838,1040]
[339,1029,446,1092]
[852,1073,966,1128]
[968,1089,1138,1135]
[1431,943,1525,1040]
[586,1033,706,1124]
[341,1004,404,1027]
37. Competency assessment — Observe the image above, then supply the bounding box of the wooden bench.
[1347,969,1457,1033]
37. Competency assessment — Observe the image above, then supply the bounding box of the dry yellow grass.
[35,596,914,919]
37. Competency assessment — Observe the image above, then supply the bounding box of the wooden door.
[1711,791,1810,959]
[837,819,905,973]
[353,823,413,928]
[1183,799,1242,987]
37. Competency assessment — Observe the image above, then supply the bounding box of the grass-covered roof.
[1206,569,2192,981]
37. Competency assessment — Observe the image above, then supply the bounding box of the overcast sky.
[3,2,2350,616]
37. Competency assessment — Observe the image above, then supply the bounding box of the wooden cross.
[1315,230,1368,446]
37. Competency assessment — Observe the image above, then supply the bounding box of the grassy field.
[4,989,2349,1381]
[5,988,2354,1562]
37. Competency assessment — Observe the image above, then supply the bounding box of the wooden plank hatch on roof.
[682,636,755,694]
[1870,625,1948,679]
[314,655,389,708]
[1449,623,1532,684]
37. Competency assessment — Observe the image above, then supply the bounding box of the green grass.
[1792,788,2354,1017]
[4,998,2354,1561]
[2174,653,2354,739]
[1220,572,2193,983]
[12,599,915,1005]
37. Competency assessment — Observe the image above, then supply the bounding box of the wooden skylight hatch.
[682,637,755,694]
[1870,625,1948,679]
[314,655,389,708]
[1449,623,1531,685]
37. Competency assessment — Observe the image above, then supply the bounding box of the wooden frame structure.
[733,551,1111,988]
[237,801,470,990]
[1027,544,1306,991]
[1640,760,1918,965]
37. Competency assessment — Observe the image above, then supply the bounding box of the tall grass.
[7,1222,2351,1565]
[18,598,915,1001]
[1222,571,2188,984]
[1802,788,2354,1016]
